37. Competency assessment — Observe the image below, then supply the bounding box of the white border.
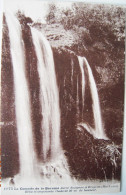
[0,0,125,195]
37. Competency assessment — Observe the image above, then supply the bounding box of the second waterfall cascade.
[77,56,107,140]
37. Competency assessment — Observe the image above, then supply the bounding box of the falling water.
[6,13,36,177]
[31,28,61,161]
[76,76,79,118]
[71,59,74,84]
[78,56,85,114]
[83,58,107,139]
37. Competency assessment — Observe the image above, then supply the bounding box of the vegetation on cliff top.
[44,3,125,87]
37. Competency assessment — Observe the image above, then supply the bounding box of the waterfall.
[76,76,79,118]
[84,57,107,139]
[31,28,61,162]
[4,13,70,183]
[71,59,74,84]
[78,56,85,115]
[4,11,107,184]
[78,57,107,139]
[6,13,36,177]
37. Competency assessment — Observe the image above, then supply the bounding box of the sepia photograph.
[0,0,125,194]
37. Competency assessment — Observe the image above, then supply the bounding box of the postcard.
[0,0,125,194]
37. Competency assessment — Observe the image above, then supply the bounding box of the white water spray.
[31,27,61,161]
[6,13,36,177]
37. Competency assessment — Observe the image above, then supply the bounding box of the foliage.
[46,3,125,86]
[46,4,57,24]
[66,127,122,180]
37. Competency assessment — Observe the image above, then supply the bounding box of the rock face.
[1,13,124,181]
[52,48,123,180]
[44,20,124,180]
